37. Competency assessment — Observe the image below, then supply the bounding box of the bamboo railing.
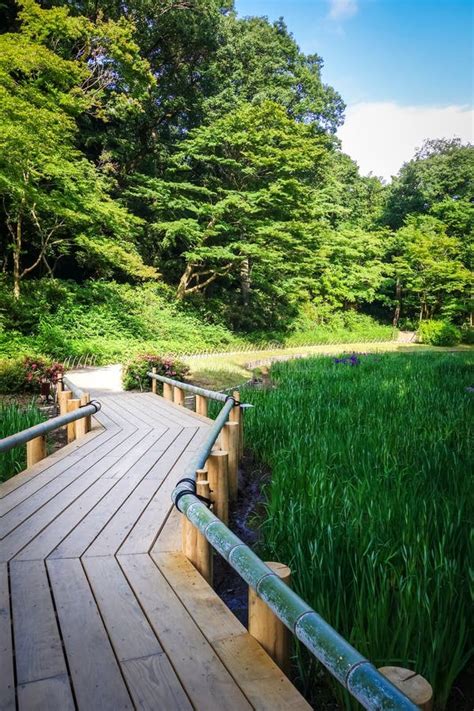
[149,371,432,710]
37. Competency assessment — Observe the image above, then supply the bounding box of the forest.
[0,0,473,361]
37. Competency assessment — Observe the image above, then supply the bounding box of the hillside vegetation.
[0,0,472,360]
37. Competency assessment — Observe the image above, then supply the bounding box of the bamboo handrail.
[0,400,101,454]
[150,373,418,710]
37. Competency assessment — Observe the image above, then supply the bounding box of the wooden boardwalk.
[0,385,310,710]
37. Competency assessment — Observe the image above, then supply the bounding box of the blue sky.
[235,0,474,179]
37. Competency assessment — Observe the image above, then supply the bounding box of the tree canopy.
[0,0,472,335]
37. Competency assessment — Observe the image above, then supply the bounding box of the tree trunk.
[392,278,401,327]
[177,263,193,300]
[13,215,21,300]
[240,257,251,307]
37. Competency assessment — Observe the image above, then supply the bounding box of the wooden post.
[195,473,213,584]
[221,421,239,501]
[80,392,91,433]
[181,514,197,565]
[26,435,46,467]
[229,390,243,456]
[58,389,72,417]
[66,399,80,443]
[173,386,185,407]
[207,451,229,525]
[151,367,157,394]
[248,562,291,676]
[163,382,173,401]
[378,667,433,711]
[195,394,208,418]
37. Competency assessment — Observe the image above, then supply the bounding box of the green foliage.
[461,324,474,344]
[0,359,29,394]
[122,354,189,391]
[0,401,45,481]
[418,320,462,347]
[241,353,473,707]
[0,355,62,393]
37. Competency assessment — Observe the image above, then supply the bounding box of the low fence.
[149,371,432,710]
[0,380,100,468]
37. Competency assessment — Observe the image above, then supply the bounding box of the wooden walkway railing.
[149,371,433,711]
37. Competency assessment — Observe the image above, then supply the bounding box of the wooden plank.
[213,633,312,710]
[153,551,245,643]
[155,552,311,710]
[122,654,193,711]
[0,564,15,711]
[49,428,182,559]
[85,428,197,557]
[10,560,70,685]
[83,556,163,661]
[118,553,252,710]
[18,674,75,711]
[0,428,146,561]
[0,424,102,503]
[0,422,138,537]
[47,557,133,710]
[152,508,182,553]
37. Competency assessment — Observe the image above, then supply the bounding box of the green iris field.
[241,352,473,708]
[0,401,44,482]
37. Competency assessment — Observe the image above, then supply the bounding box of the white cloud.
[337,102,474,181]
[327,0,358,21]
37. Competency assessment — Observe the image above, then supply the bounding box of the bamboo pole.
[66,399,80,443]
[248,562,291,676]
[378,667,433,711]
[221,421,239,501]
[151,367,157,394]
[195,394,208,418]
[80,392,91,433]
[26,435,46,467]
[207,451,229,525]
[163,382,173,401]
[173,386,185,407]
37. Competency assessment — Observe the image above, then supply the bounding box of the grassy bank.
[240,352,473,708]
[0,401,45,481]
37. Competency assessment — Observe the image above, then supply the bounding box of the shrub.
[122,354,190,391]
[0,356,64,394]
[418,320,461,346]
[461,324,474,344]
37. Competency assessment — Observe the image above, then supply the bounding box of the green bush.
[122,354,190,391]
[0,358,28,393]
[418,320,461,346]
[0,401,45,481]
[461,324,474,344]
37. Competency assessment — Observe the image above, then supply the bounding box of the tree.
[0,1,156,297]
[204,13,344,133]
[383,138,474,229]
[388,216,471,324]
[129,101,332,328]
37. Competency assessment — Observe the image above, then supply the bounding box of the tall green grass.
[0,402,45,482]
[241,352,473,708]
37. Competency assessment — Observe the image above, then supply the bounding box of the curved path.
[0,374,309,710]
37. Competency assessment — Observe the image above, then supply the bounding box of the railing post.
[195,394,208,417]
[76,392,90,437]
[80,392,92,433]
[58,389,72,417]
[163,382,173,401]
[151,367,157,394]
[378,667,433,710]
[248,562,291,676]
[195,469,213,584]
[66,399,80,443]
[173,386,185,407]
[207,451,229,525]
[221,421,239,501]
[181,514,197,566]
[26,435,46,467]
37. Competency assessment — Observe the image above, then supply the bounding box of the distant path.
[66,363,123,394]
